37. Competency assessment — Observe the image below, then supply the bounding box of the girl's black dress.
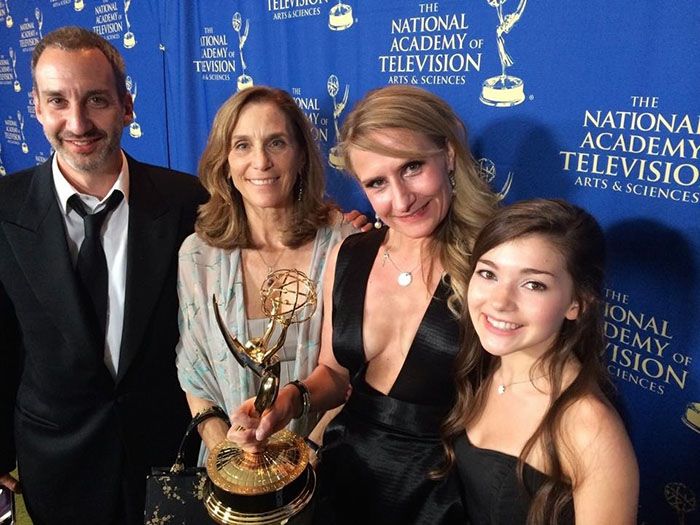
[454,434,575,524]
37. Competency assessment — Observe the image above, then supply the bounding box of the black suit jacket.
[0,154,208,524]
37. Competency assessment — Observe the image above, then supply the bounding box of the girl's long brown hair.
[438,198,611,524]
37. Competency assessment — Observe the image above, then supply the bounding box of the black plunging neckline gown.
[313,228,465,525]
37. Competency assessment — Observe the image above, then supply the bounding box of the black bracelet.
[287,380,311,419]
[192,405,229,428]
[171,406,229,474]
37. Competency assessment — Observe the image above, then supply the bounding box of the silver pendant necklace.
[496,374,548,394]
[382,249,420,287]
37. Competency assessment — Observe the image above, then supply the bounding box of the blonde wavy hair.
[196,86,335,249]
[339,85,498,312]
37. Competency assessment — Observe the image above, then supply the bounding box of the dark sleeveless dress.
[454,434,575,524]
[313,228,465,525]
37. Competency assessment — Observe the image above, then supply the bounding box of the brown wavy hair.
[339,85,498,313]
[196,86,335,249]
[438,198,611,524]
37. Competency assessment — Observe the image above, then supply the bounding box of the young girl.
[439,199,639,524]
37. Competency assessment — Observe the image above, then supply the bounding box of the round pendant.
[397,272,413,287]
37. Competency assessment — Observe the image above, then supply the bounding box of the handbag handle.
[170,405,230,474]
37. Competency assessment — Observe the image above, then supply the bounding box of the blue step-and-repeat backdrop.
[1,1,698,523]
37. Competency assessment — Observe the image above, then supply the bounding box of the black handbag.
[144,406,229,525]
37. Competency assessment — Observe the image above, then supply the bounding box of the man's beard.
[48,126,122,174]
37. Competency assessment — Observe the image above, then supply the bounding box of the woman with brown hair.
[440,199,638,524]
[229,85,498,524]
[175,86,362,463]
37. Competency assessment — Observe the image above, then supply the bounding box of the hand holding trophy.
[205,269,318,524]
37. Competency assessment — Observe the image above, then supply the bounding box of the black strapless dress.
[454,434,575,524]
[313,228,465,525]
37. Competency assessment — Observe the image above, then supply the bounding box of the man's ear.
[122,93,134,126]
[33,89,44,123]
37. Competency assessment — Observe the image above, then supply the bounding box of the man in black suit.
[0,26,207,524]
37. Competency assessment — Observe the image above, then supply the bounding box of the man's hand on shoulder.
[343,210,372,232]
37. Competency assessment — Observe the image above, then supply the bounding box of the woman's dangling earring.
[374,213,383,229]
[297,175,304,202]
[449,170,456,195]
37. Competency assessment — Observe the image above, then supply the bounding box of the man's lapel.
[2,160,99,352]
[117,157,181,383]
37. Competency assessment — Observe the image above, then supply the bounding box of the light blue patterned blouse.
[175,221,351,465]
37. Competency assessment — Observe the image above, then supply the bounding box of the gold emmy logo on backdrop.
[478,158,513,200]
[682,401,700,434]
[664,482,697,525]
[232,12,254,91]
[205,269,318,525]
[328,0,353,31]
[480,0,527,107]
[327,74,349,170]
[0,143,6,176]
[74,0,84,12]
[9,47,20,92]
[123,0,137,48]
[17,111,28,154]
[4,0,12,28]
[125,76,142,138]
[35,7,43,39]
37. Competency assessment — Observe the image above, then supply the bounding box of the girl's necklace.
[497,374,549,395]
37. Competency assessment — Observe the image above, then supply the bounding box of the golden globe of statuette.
[205,269,318,524]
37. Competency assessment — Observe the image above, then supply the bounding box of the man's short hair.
[32,25,127,100]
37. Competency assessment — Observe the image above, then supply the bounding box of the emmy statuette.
[327,74,349,170]
[205,269,318,525]
[35,8,43,39]
[123,0,136,48]
[4,0,12,28]
[233,12,254,91]
[126,76,142,138]
[478,158,513,201]
[480,0,528,107]
[17,111,28,154]
[0,143,6,176]
[9,47,20,93]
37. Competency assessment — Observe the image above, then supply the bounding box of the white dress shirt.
[52,152,130,378]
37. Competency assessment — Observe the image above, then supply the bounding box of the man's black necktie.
[68,190,124,339]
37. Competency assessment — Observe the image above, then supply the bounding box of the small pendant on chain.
[397,272,412,287]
